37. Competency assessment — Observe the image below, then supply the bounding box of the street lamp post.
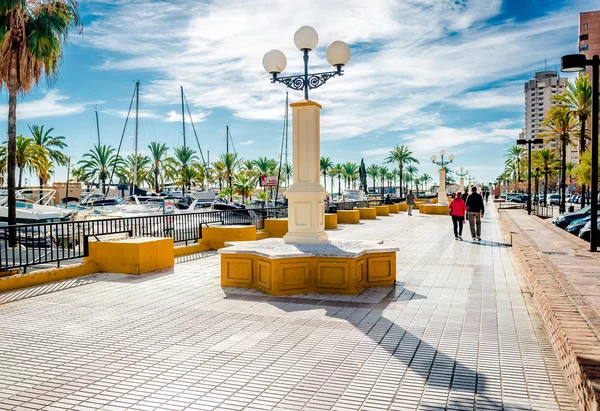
[456,167,468,193]
[561,54,598,251]
[262,27,351,244]
[431,150,454,205]
[517,138,543,215]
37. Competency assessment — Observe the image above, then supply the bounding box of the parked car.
[566,215,591,235]
[548,193,561,205]
[553,204,592,229]
[508,194,529,203]
[579,220,600,242]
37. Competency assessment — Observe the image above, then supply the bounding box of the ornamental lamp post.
[431,150,454,205]
[517,138,543,215]
[262,27,351,244]
[561,53,598,252]
[456,167,468,193]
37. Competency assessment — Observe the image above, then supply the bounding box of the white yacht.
[0,189,73,224]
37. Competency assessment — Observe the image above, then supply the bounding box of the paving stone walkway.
[0,205,577,410]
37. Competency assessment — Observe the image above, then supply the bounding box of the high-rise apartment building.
[579,10,600,60]
[523,71,578,163]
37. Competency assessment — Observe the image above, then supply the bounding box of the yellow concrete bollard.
[337,210,360,224]
[356,207,377,220]
[374,205,390,216]
[325,213,338,229]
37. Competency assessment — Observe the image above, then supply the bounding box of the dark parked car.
[566,215,591,235]
[579,220,600,242]
[553,204,592,229]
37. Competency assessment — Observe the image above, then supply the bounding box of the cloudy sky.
[0,0,594,185]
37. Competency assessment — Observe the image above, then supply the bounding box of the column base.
[283,231,329,244]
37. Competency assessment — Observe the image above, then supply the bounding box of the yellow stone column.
[284,100,329,244]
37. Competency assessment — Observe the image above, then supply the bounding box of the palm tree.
[378,166,389,196]
[539,105,579,212]
[241,160,256,177]
[233,174,256,203]
[220,152,239,201]
[77,145,120,193]
[342,162,358,189]
[406,165,419,190]
[192,161,208,191]
[504,145,525,191]
[420,173,433,192]
[367,164,379,194]
[320,156,333,192]
[12,135,45,188]
[385,145,418,197]
[532,148,560,205]
[29,125,68,188]
[283,163,293,187]
[330,163,343,197]
[553,74,592,206]
[148,142,169,193]
[1,0,81,229]
[171,146,198,195]
[121,154,151,189]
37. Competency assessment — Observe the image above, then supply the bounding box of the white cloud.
[239,140,254,146]
[0,90,90,120]
[101,108,159,119]
[448,83,524,110]
[165,109,210,123]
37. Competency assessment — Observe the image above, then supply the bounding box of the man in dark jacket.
[465,186,484,241]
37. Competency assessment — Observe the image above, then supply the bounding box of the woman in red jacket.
[449,192,468,240]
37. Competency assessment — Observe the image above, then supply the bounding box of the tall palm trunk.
[39,177,43,191]
[581,116,588,208]
[323,172,327,191]
[154,166,160,193]
[399,165,403,197]
[337,176,341,198]
[544,168,549,206]
[561,137,567,213]
[17,167,23,189]
[330,176,334,194]
[7,52,18,239]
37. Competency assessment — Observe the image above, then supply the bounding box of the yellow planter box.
[88,237,174,274]
[325,213,338,229]
[419,204,450,215]
[264,218,288,238]
[374,205,390,216]
[430,198,438,204]
[201,225,257,250]
[337,210,360,224]
[399,203,408,211]
[388,203,400,213]
[356,207,377,220]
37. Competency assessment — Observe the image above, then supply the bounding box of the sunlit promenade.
[0,207,577,410]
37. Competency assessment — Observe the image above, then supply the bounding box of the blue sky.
[0,0,595,186]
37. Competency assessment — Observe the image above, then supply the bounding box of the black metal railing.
[498,202,527,210]
[0,207,287,272]
[533,203,554,218]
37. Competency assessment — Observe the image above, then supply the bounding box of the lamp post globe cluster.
[262,26,351,100]
[456,167,469,193]
[431,150,454,205]
[261,27,350,245]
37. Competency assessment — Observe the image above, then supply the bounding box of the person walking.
[406,190,415,216]
[449,192,468,240]
[485,191,490,203]
[465,186,484,241]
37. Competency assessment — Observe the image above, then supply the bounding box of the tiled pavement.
[0,206,578,410]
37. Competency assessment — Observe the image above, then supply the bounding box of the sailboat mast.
[181,86,186,149]
[95,105,101,146]
[133,80,140,191]
[226,125,229,155]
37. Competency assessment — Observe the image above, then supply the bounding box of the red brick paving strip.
[500,209,600,411]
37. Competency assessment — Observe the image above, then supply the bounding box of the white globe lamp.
[294,26,318,51]
[262,49,287,74]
